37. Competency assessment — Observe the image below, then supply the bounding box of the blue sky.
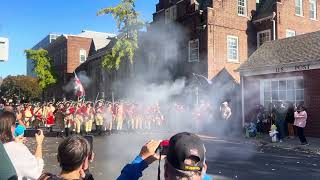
[0,0,158,78]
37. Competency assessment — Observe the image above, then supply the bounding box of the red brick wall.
[243,70,320,137]
[207,0,257,82]
[303,69,320,137]
[67,36,92,73]
[276,0,320,39]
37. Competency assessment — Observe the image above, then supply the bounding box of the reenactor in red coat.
[95,100,105,135]
[75,102,84,134]
[116,102,125,131]
[84,102,94,134]
[23,104,33,127]
[64,102,75,136]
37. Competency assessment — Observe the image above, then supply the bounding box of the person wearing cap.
[117,132,212,180]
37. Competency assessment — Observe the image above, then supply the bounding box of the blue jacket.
[117,156,212,180]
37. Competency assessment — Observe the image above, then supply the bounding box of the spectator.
[275,102,287,142]
[0,111,44,180]
[39,135,94,180]
[0,142,18,180]
[285,102,295,139]
[117,132,212,180]
[294,105,308,145]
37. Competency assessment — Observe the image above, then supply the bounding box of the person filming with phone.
[0,111,44,180]
[117,132,212,180]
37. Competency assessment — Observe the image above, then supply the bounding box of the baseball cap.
[167,132,205,172]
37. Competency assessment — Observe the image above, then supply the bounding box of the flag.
[74,72,85,97]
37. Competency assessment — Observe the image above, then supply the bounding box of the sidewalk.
[247,134,320,155]
[198,133,320,155]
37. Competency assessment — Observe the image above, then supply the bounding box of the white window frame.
[188,39,200,62]
[286,29,296,37]
[257,29,271,47]
[227,35,239,63]
[310,0,317,19]
[260,77,304,107]
[295,0,303,16]
[80,49,87,63]
[238,0,247,16]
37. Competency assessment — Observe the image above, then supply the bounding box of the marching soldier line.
[2,100,167,136]
[0,98,217,136]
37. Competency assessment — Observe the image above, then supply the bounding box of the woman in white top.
[0,111,44,180]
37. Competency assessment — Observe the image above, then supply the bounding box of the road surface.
[26,131,320,180]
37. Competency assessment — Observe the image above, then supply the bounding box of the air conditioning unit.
[0,37,9,62]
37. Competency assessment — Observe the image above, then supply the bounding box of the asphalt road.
[27,131,320,180]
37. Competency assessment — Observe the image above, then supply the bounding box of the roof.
[210,68,239,85]
[238,31,320,71]
[252,0,276,21]
[78,30,116,51]
[76,37,117,70]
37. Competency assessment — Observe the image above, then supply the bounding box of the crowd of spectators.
[0,110,212,180]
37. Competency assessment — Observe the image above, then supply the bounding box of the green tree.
[0,75,42,102]
[25,49,57,89]
[97,0,145,70]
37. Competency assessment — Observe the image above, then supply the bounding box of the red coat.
[47,111,54,125]
[96,106,104,114]
[66,107,75,116]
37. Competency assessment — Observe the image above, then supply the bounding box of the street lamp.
[192,73,212,85]
[192,73,212,105]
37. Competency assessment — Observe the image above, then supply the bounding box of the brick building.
[75,0,320,109]
[27,34,60,77]
[76,33,149,100]
[150,0,320,82]
[238,31,320,137]
[44,31,115,99]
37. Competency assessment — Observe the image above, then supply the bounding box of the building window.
[165,5,177,24]
[286,30,296,37]
[227,36,239,62]
[80,49,86,63]
[310,0,317,19]
[238,0,247,16]
[295,0,303,16]
[188,39,199,62]
[257,30,271,47]
[261,78,304,108]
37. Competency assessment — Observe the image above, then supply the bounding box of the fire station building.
[238,31,320,137]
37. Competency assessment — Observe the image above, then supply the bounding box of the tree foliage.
[97,0,145,70]
[25,49,57,89]
[0,75,42,102]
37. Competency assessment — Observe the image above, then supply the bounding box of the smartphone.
[23,129,41,137]
[84,135,94,158]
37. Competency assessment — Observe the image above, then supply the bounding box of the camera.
[156,140,169,155]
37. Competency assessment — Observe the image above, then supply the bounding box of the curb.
[255,139,320,155]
